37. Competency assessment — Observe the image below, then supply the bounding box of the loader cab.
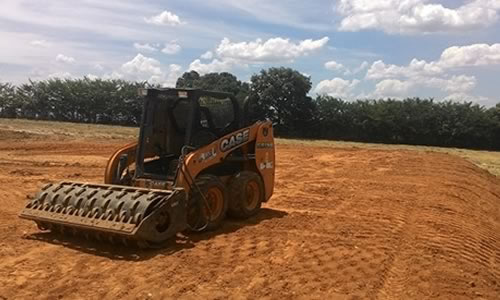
[133,88,241,182]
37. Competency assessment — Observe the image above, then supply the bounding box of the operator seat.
[191,107,218,148]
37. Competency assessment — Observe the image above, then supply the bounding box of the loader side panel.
[177,121,274,197]
[254,123,275,201]
[178,124,258,192]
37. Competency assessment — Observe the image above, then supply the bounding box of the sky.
[1,0,499,106]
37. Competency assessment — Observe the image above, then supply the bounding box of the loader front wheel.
[187,175,228,231]
[228,171,264,219]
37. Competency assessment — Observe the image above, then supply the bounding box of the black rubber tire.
[187,174,228,231]
[228,171,264,219]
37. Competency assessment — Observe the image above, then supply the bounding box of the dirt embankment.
[0,130,499,299]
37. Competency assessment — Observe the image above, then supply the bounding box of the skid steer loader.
[19,88,275,248]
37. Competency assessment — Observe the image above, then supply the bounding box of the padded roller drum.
[19,182,187,248]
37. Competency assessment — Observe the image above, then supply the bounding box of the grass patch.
[0,118,138,140]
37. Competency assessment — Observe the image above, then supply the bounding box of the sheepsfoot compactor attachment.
[19,88,276,248]
[20,182,187,247]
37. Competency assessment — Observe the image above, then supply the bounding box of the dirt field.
[0,127,499,299]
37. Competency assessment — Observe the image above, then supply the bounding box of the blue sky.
[1,0,499,106]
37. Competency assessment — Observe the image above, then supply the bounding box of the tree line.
[1,68,499,150]
[0,79,145,125]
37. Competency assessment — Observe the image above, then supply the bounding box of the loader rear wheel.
[228,171,264,219]
[187,175,228,231]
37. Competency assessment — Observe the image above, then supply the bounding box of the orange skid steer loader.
[19,88,275,248]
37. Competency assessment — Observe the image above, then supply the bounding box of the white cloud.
[200,51,214,60]
[145,10,183,26]
[373,79,414,98]
[215,36,329,63]
[133,41,183,55]
[362,43,490,99]
[352,61,369,74]
[364,75,492,104]
[314,78,360,98]
[443,92,497,106]
[161,41,181,55]
[102,71,123,80]
[324,60,345,71]
[325,60,370,76]
[188,36,328,75]
[366,58,443,79]
[121,53,163,77]
[94,64,104,71]
[427,75,477,93]
[30,40,50,48]
[117,54,182,87]
[55,54,75,64]
[133,42,157,52]
[336,0,500,34]
[365,43,500,97]
[152,64,183,87]
[85,74,99,80]
[367,43,500,82]
[371,75,477,98]
[48,71,73,79]
[29,69,45,78]
[189,58,240,75]
[438,43,500,68]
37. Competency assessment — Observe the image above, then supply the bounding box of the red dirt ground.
[0,129,499,299]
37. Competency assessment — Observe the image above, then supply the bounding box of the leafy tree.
[493,104,500,149]
[1,79,144,125]
[1,74,500,151]
[0,82,18,118]
[176,71,249,102]
[249,67,315,136]
[314,95,352,139]
[175,71,200,88]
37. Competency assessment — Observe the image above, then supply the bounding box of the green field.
[2,118,500,177]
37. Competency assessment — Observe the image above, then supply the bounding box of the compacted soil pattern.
[0,129,499,299]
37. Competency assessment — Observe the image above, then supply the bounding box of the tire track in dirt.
[373,198,414,300]
[372,153,500,299]
[0,137,499,299]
